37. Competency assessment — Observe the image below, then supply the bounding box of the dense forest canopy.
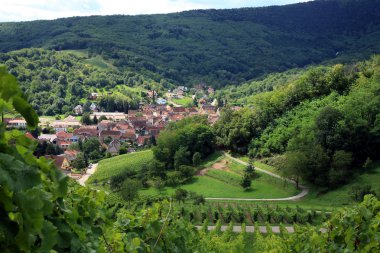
[215,56,380,188]
[0,0,379,87]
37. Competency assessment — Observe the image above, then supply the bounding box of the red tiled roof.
[100,130,122,136]
[25,132,36,140]
[56,131,73,140]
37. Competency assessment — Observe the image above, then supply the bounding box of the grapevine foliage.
[0,68,106,252]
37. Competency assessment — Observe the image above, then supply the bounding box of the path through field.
[78,163,98,186]
[204,153,309,201]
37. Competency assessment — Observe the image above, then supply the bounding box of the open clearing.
[140,157,299,199]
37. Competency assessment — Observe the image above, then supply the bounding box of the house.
[177,86,188,91]
[156,98,167,105]
[89,92,98,100]
[73,126,98,139]
[211,99,218,107]
[107,139,121,156]
[51,116,81,132]
[74,105,83,115]
[98,120,116,131]
[146,126,163,137]
[46,155,71,170]
[38,134,57,143]
[121,131,137,142]
[57,140,72,150]
[91,112,126,121]
[137,135,151,146]
[90,103,97,112]
[169,114,185,122]
[172,107,187,114]
[99,130,122,143]
[7,119,27,128]
[201,105,216,114]
[165,92,179,99]
[64,150,79,161]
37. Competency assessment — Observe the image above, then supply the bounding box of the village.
[5,85,224,179]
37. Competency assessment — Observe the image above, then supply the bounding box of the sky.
[0,0,311,22]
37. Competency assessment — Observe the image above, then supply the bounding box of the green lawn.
[141,170,298,199]
[85,55,116,69]
[253,161,281,174]
[140,158,298,199]
[208,162,380,210]
[87,150,154,183]
[172,97,193,106]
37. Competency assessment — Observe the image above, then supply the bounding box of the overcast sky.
[0,0,311,22]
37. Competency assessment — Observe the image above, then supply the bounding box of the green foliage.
[71,152,87,171]
[153,115,214,181]
[218,57,380,189]
[0,66,38,127]
[88,150,154,183]
[0,49,165,115]
[192,152,202,166]
[120,179,141,206]
[0,68,106,252]
[240,174,252,190]
[174,188,188,203]
[1,0,380,88]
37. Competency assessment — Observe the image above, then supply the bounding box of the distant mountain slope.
[0,0,379,87]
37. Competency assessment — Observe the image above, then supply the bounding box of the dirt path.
[204,153,309,201]
[78,163,98,186]
[197,159,234,176]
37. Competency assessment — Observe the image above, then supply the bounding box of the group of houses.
[6,103,220,174]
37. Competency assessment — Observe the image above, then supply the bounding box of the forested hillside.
[0,48,171,115]
[1,0,379,87]
[215,56,380,189]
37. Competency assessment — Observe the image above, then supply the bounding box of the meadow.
[87,150,154,184]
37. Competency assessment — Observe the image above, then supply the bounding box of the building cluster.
[6,103,220,173]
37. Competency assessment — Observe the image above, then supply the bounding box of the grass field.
[208,161,380,210]
[172,97,193,106]
[87,150,154,183]
[140,157,298,199]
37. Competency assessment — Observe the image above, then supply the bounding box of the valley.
[1,0,380,252]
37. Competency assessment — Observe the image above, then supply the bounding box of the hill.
[1,0,380,87]
[0,48,171,115]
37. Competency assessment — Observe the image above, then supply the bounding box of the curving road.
[204,152,309,201]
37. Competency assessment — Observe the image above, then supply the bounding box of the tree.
[119,146,127,155]
[98,115,107,122]
[240,174,251,190]
[120,179,141,207]
[244,163,254,178]
[329,150,352,186]
[93,115,98,124]
[81,112,92,125]
[192,152,202,166]
[71,152,87,171]
[82,138,100,156]
[174,146,190,170]
[174,188,188,203]
[154,178,165,194]
[280,151,308,189]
